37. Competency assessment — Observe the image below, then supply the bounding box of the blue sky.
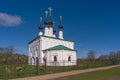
[0,0,120,58]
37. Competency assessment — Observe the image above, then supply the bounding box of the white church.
[28,7,77,66]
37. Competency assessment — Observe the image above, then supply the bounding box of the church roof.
[28,35,74,44]
[43,45,76,51]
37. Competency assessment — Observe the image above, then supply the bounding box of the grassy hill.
[0,53,28,65]
[0,53,30,79]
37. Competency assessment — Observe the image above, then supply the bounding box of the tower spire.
[45,10,48,20]
[44,10,49,25]
[40,17,42,26]
[38,17,43,36]
[59,16,64,39]
[59,16,63,30]
[48,7,53,27]
[48,7,53,20]
[60,16,62,25]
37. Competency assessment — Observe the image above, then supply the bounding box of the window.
[54,56,57,62]
[68,56,71,62]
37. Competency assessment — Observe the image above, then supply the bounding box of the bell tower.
[44,7,55,37]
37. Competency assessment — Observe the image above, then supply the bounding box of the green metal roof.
[44,45,76,51]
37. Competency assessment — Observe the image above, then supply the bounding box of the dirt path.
[11,65,120,80]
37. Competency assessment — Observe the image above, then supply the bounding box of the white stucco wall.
[41,36,74,50]
[28,36,76,66]
[28,38,40,65]
[44,27,54,37]
[45,50,76,66]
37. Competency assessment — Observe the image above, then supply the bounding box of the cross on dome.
[40,17,42,24]
[45,10,48,18]
[60,16,62,25]
[48,7,53,17]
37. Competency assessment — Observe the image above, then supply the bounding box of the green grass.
[0,64,88,79]
[72,67,120,80]
[0,65,73,79]
[51,66,120,80]
[0,64,119,80]
[0,65,36,79]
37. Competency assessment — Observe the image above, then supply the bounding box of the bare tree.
[87,50,96,67]
[99,55,108,66]
[5,46,15,54]
[116,51,120,61]
[0,47,3,53]
[109,51,117,65]
[87,50,96,61]
[2,46,15,65]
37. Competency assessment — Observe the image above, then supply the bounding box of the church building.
[28,7,77,66]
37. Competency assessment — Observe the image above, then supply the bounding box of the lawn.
[0,64,78,79]
[0,64,119,79]
[50,66,120,80]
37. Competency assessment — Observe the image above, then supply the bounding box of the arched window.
[68,56,71,62]
[54,56,57,62]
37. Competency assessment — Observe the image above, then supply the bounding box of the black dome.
[38,25,43,30]
[48,20,53,25]
[59,25,63,29]
[44,20,49,25]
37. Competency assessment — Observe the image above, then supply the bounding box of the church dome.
[38,25,43,30]
[59,24,63,29]
[44,20,49,25]
[48,20,53,25]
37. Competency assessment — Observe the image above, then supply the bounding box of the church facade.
[28,7,77,66]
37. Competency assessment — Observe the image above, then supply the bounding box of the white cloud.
[0,12,22,27]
